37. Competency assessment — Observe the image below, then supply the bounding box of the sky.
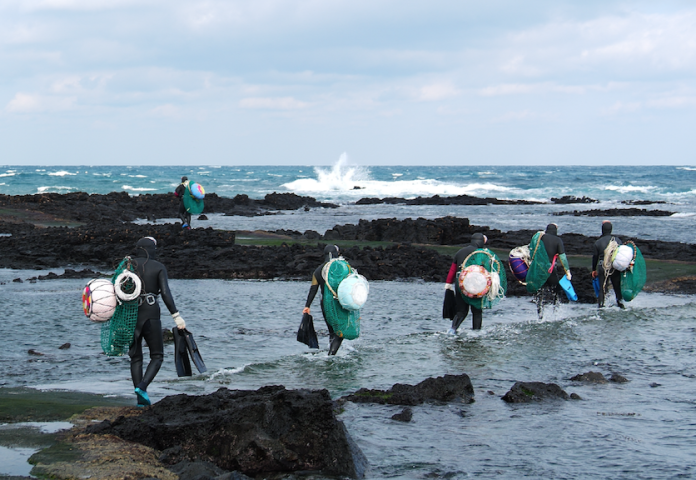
[1,0,695,166]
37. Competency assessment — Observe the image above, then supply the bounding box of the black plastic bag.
[297,313,319,349]
[443,289,456,320]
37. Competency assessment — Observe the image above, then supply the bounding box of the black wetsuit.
[175,182,191,227]
[128,238,178,393]
[540,224,567,290]
[448,233,486,331]
[535,224,570,316]
[305,245,343,355]
[592,222,624,308]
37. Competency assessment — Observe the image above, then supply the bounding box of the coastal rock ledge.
[84,386,367,479]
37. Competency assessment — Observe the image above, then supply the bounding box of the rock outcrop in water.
[501,382,570,403]
[85,386,367,478]
[340,373,475,406]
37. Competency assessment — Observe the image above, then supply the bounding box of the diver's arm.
[158,268,178,315]
[303,275,320,313]
[559,253,571,279]
[445,262,457,290]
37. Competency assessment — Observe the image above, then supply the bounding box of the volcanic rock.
[501,382,570,403]
[553,208,675,217]
[341,374,475,406]
[86,386,367,478]
[570,371,608,384]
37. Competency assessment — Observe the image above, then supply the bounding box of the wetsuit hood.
[181,176,188,183]
[135,237,157,260]
[324,244,340,262]
[545,223,558,236]
[471,233,486,248]
[601,221,613,236]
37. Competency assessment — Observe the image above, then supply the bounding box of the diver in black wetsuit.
[303,245,343,355]
[444,233,487,333]
[129,237,186,406]
[592,220,625,309]
[174,176,192,229]
[535,223,572,318]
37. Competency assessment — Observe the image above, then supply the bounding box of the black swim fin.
[172,327,192,377]
[183,329,207,374]
[297,313,319,349]
[442,289,456,320]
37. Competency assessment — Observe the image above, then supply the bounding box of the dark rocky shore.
[1,193,695,299]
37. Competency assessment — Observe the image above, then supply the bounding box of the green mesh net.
[620,242,646,301]
[183,183,204,214]
[322,259,361,340]
[525,232,552,294]
[458,248,507,310]
[100,258,139,356]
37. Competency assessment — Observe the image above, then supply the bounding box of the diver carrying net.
[457,248,507,309]
[100,257,140,356]
[322,259,361,340]
[525,232,552,294]
[183,182,205,215]
[620,241,646,301]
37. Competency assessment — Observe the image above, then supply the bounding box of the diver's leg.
[471,306,483,330]
[597,267,607,308]
[610,270,624,308]
[137,318,164,391]
[450,295,469,333]
[535,289,544,319]
[185,212,192,228]
[319,300,342,354]
[178,203,187,225]
[129,334,144,389]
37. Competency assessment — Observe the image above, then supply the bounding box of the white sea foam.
[0,173,15,177]
[37,186,74,192]
[209,365,248,380]
[47,171,76,177]
[282,154,517,199]
[121,185,156,192]
[129,175,147,178]
[604,185,657,194]
[676,167,696,171]
[670,212,695,217]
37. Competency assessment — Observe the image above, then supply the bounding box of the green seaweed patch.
[521,387,536,397]
[29,440,82,467]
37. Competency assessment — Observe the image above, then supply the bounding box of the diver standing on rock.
[129,237,186,406]
[444,233,487,332]
[303,245,344,355]
[174,176,192,230]
[533,223,572,318]
[592,220,625,309]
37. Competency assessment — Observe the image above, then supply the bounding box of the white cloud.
[149,103,181,118]
[239,97,309,110]
[417,83,460,101]
[5,92,75,112]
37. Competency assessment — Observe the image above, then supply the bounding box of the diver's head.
[471,232,487,248]
[135,236,157,259]
[545,223,558,236]
[181,176,188,183]
[601,220,613,235]
[324,244,340,262]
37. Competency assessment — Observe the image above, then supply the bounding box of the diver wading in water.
[533,223,572,318]
[129,237,186,406]
[174,176,192,229]
[303,245,344,355]
[445,233,487,332]
[592,221,625,309]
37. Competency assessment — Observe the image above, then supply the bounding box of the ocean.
[1,160,695,478]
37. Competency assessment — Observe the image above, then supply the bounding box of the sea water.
[1,160,695,242]
[0,274,695,478]
[1,160,695,477]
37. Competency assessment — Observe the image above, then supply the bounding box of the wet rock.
[28,349,45,356]
[13,278,22,283]
[551,196,598,204]
[342,374,475,406]
[162,328,174,343]
[86,386,367,478]
[570,393,582,400]
[553,208,675,217]
[198,214,208,220]
[355,194,540,206]
[570,371,608,384]
[168,459,237,480]
[609,373,628,383]
[391,407,413,422]
[501,382,570,403]
[58,343,71,350]
[649,382,661,388]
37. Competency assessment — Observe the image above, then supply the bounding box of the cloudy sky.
[1,0,695,166]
